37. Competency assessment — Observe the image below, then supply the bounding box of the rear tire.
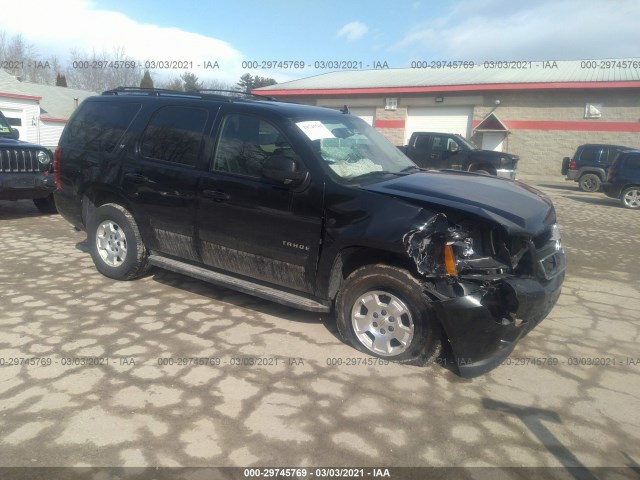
[578,173,601,192]
[33,194,57,214]
[335,264,443,365]
[561,157,570,175]
[87,203,149,280]
[620,187,640,209]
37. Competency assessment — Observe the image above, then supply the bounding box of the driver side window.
[446,138,460,151]
[212,114,298,178]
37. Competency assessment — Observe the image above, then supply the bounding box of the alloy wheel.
[351,290,415,356]
[622,188,640,208]
[95,220,128,267]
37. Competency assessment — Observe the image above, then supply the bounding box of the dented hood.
[361,171,555,235]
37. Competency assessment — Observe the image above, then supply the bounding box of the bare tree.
[157,76,184,91]
[65,46,143,92]
[203,78,237,94]
[0,32,52,83]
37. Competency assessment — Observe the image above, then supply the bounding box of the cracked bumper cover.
[429,271,565,378]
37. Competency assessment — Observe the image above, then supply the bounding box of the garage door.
[405,106,472,143]
[348,107,375,126]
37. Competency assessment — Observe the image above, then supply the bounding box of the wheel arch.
[577,167,607,180]
[326,246,417,301]
[468,163,497,176]
[81,184,136,227]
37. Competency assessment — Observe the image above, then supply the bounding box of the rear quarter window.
[623,155,640,173]
[64,101,142,153]
[578,146,602,163]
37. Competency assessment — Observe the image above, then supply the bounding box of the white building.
[0,71,96,149]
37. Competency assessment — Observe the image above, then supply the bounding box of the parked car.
[53,88,565,377]
[562,144,634,192]
[398,132,519,179]
[0,110,57,213]
[603,150,640,209]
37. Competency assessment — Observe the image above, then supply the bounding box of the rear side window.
[578,147,603,163]
[608,148,631,163]
[65,101,141,152]
[624,155,640,172]
[140,106,208,167]
[414,135,430,150]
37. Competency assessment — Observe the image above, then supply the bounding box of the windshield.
[295,115,417,180]
[0,114,11,136]
[455,135,478,150]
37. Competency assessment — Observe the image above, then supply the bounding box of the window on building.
[385,98,398,110]
[584,103,602,119]
[140,106,208,166]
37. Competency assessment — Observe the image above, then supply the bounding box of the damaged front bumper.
[428,269,565,378]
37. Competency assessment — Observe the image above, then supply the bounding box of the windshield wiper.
[350,170,410,181]
[400,165,422,173]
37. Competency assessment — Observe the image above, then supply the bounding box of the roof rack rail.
[102,87,204,98]
[101,87,277,102]
[186,89,277,101]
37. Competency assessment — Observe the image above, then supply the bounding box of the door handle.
[124,172,152,184]
[430,154,439,159]
[159,190,186,198]
[202,189,230,202]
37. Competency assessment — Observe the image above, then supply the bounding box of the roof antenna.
[340,104,350,114]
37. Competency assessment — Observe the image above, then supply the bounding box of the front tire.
[87,203,149,280]
[578,173,601,192]
[336,264,443,365]
[620,187,640,209]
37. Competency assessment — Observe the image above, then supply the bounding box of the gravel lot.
[0,179,638,476]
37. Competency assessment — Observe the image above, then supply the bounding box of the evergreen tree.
[253,76,277,89]
[140,70,154,88]
[237,73,254,93]
[237,73,276,93]
[181,72,202,91]
[55,73,68,87]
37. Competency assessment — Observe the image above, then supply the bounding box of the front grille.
[491,224,565,280]
[0,149,40,173]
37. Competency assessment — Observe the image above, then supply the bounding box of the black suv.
[400,132,519,179]
[0,110,57,212]
[562,144,634,192]
[54,88,566,377]
[603,151,640,209]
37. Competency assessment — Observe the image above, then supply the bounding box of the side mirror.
[262,155,306,186]
[9,128,19,140]
[448,142,459,153]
